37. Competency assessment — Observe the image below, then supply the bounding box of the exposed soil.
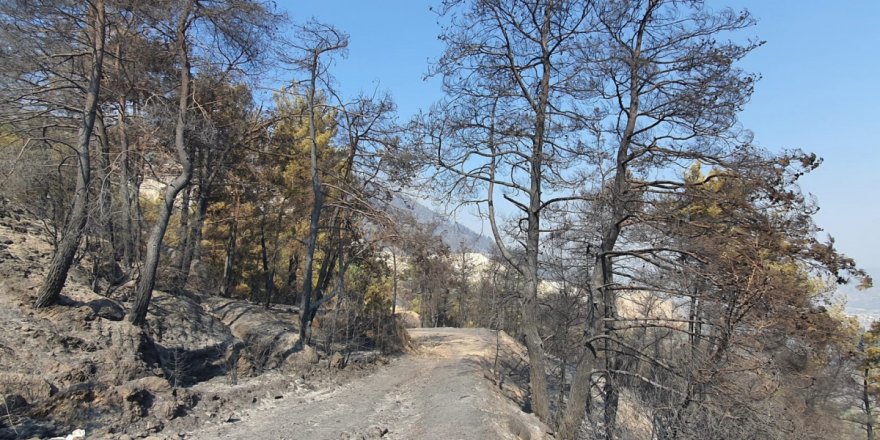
[189,328,550,440]
[0,197,386,439]
[0,197,547,440]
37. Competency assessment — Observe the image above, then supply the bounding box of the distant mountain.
[389,195,495,253]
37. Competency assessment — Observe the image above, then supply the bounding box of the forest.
[0,1,877,439]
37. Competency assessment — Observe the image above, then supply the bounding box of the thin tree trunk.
[458,250,467,324]
[95,114,115,258]
[518,1,555,422]
[558,5,652,435]
[34,0,106,308]
[865,368,874,440]
[132,128,145,263]
[129,1,194,325]
[285,250,300,304]
[391,248,398,316]
[298,51,324,346]
[306,239,339,326]
[419,285,426,327]
[601,255,620,440]
[176,183,192,277]
[176,178,207,291]
[91,113,116,293]
[185,189,207,271]
[220,192,239,298]
[114,37,137,268]
[559,176,628,439]
[259,212,275,307]
[117,96,136,266]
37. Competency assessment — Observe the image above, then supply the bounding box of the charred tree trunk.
[95,113,116,259]
[391,248,398,315]
[180,187,206,285]
[34,0,106,308]
[298,50,325,346]
[259,211,275,307]
[285,250,300,304]
[117,96,137,266]
[175,183,192,279]
[114,38,137,268]
[307,244,339,324]
[90,113,118,293]
[175,159,207,292]
[865,367,875,440]
[220,191,239,298]
[558,4,651,435]
[518,3,555,423]
[294,26,346,346]
[132,129,146,262]
[129,2,194,325]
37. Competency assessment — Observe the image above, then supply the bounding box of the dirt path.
[190,328,547,440]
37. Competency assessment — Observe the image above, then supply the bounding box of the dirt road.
[190,328,547,440]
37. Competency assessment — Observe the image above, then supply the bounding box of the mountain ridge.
[389,195,495,253]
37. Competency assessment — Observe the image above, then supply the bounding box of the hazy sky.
[276,0,879,307]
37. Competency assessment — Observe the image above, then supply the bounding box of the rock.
[45,428,86,440]
[50,360,97,383]
[126,376,172,395]
[145,418,164,432]
[329,352,344,369]
[3,393,28,412]
[117,376,171,420]
[298,345,319,365]
[0,236,12,244]
[88,298,126,321]
[155,399,182,420]
[0,372,56,402]
[151,388,197,421]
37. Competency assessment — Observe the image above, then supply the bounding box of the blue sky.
[276,0,879,307]
[719,0,880,308]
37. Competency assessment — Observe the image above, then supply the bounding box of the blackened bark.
[175,183,192,279]
[259,212,275,307]
[96,114,115,253]
[34,0,106,308]
[865,368,874,440]
[129,1,194,325]
[298,51,324,346]
[519,1,555,424]
[284,250,300,304]
[220,192,239,298]
[118,95,137,266]
[175,177,207,292]
[391,249,398,315]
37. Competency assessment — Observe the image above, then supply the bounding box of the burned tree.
[0,0,108,308]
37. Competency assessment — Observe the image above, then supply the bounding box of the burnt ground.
[0,198,384,440]
[0,198,547,440]
[189,328,550,440]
